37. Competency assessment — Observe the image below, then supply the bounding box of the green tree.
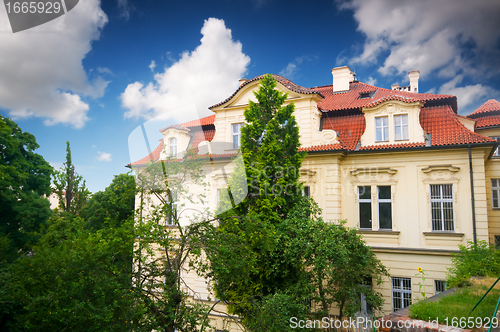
[80,173,136,230]
[1,216,139,331]
[52,141,90,214]
[0,115,52,263]
[197,75,388,329]
[132,149,214,332]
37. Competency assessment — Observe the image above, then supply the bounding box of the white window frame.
[358,186,372,229]
[358,185,393,230]
[378,186,392,229]
[232,123,243,149]
[490,137,500,157]
[169,137,177,157]
[392,277,411,312]
[394,114,409,141]
[375,116,389,142]
[492,179,500,209]
[430,184,454,231]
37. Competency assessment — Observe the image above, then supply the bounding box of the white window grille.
[375,116,389,142]
[232,123,243,149]
[492,179,500,209]
[430,184,454,231]
[392,277,411,311]
[169,137,177,157]
[394,114,409,140]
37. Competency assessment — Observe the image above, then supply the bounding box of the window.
[394,114,409,140]
[492,179,500,209]
[491,137,500,156]
[303,186,310,197]
[378,186,392,229]
[392,277,411,312]
[169,137,177,157]
[166,191,177,226]
[232,123,243,149]
[375,116,389,142]
[495,235,500,249]
[430,184,454,231]
[359,186,372,229]
[435,280,446,294]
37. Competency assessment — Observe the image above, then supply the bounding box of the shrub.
[447,240,500,288]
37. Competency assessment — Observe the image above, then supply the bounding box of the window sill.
[423,231,464,237]
[357,229,400,235]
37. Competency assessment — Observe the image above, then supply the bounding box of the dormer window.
[375,116,389,142]
[232,123,243,149]
[394,114,409,140]
[169,137,177,156]
[359,90,376,99]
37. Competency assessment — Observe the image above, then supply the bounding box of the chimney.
[239,78,247,86]
[331,66,354,93]
[391,84,400,90]
[409,70,419,93]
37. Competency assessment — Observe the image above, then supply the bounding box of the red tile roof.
[131,76,495,165]
[359,142,426,150]
[322,114,365,150]
[465,99,500,129]
[314,81,456,113]
[467,99,500,118]
[475,115,500,129]
[129,128,216,166]
[129,139,164,166]
[209,74,322,109]
[299,143,343,152]
[419,105,494,146]
[181,114,216,128]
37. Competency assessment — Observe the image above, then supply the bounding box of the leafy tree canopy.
[52,141,90,214]
[80,173,136,230]
[0,115,52,263]
[197,75,388,329]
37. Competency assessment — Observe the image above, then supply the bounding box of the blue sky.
[1,0,499,192]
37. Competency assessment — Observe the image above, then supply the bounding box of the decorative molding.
[300,169,317,183]
[350,167,398,184]
[421,165,460,174]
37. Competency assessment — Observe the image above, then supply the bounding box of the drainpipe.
[468,145,477,245]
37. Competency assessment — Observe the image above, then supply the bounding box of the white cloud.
[341,0,500,79]
[121,18,250,122]
[97,67,113,76]
[364,76,377,86]
[149,60,156,72]
[438,75,495,112]
[0,0,108,128]
[116,0,133,20]
[97,151,112,162]
[280,56,316,79]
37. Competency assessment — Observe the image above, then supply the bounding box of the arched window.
[169,137,177,157]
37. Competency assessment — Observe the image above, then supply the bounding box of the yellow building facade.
[130,66,500,328]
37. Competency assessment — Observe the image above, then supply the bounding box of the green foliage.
[245,293,314,332]
[0,115,52,263]
[132,149,214,332]
[447,240,500,288]
[410,282,500,326]
[52,141,90,214]
[80,173,136,230]
[197,75,388,329]
[1,216,139,331]
[232,73,306,224]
